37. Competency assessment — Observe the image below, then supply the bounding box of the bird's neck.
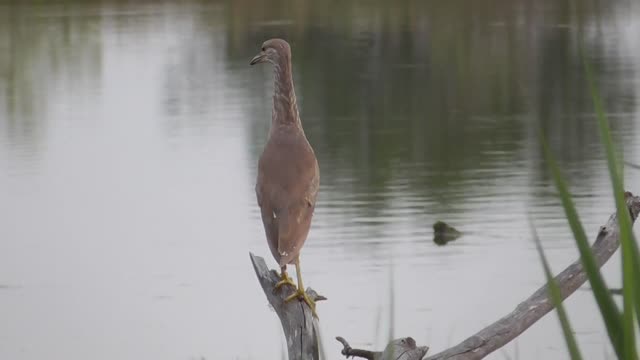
[271,58,301,129]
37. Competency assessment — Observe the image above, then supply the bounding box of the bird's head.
[250,38,291,66]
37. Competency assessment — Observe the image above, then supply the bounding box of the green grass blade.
[634,247,640,329]
[529,218,583,360]
[386,263,395,360]
[583,58,637,358]
[628,233,640,328]
[388,263,395,342]
[540,133,623,356]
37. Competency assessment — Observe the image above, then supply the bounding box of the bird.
[250,39,320,316]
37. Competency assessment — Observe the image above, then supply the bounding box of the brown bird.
[250,39,320,315]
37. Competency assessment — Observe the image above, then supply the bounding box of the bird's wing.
[256,179,281,263]
[276,161,319,265]
[275,200,314,265]
[257,131,319,266]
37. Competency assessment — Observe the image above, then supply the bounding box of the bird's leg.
[284,258,318,318]
[275,265,296,289]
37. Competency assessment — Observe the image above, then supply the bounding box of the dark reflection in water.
[0,1,639,360]
[223,0,637,212]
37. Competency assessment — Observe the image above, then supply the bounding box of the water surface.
[1,1,640,359]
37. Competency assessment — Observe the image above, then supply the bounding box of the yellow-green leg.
[275,266,296,289]
[284,258,318,318]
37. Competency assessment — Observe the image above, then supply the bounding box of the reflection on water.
[0,1,639,359]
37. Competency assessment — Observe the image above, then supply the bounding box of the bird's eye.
[261,46,266,51]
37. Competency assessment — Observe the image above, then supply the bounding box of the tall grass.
[534,58,640,359]
[530,220,583,360]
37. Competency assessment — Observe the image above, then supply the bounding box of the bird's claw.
[275,272,297,290]
[285,288,318,318]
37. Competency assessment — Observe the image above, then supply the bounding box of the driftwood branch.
[249,253,326,360]
[336,336,429,360]
[334,191,640,360]
[335,336,378,360]
[624,161,640,170]
[423,191,640,360]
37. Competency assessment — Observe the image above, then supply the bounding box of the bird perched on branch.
[250,39,320,316]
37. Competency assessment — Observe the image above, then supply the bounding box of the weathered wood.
[335,336,378,360]
[249,252,326,360]
[336,336,429,360]
[423,191,640,360]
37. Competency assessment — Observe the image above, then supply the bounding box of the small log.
[249,253,327,360]
[424,191,640,360]
[336,336,429,360]
[433,221,462,245]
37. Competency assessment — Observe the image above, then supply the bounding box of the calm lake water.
[1,1,640,359]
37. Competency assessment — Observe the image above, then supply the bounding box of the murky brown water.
[1,1,639,359]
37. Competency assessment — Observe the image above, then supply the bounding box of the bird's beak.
[250,52,266,65]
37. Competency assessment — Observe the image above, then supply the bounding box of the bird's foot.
[285,288,318,318]
[275,271,297,290]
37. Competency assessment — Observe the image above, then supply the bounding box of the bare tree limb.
[335,336,429,360]
[609,288,623,295]
[249,253,327,360]
[335,336,378,360]
[424,191,640,360]
[624,161,640,170]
